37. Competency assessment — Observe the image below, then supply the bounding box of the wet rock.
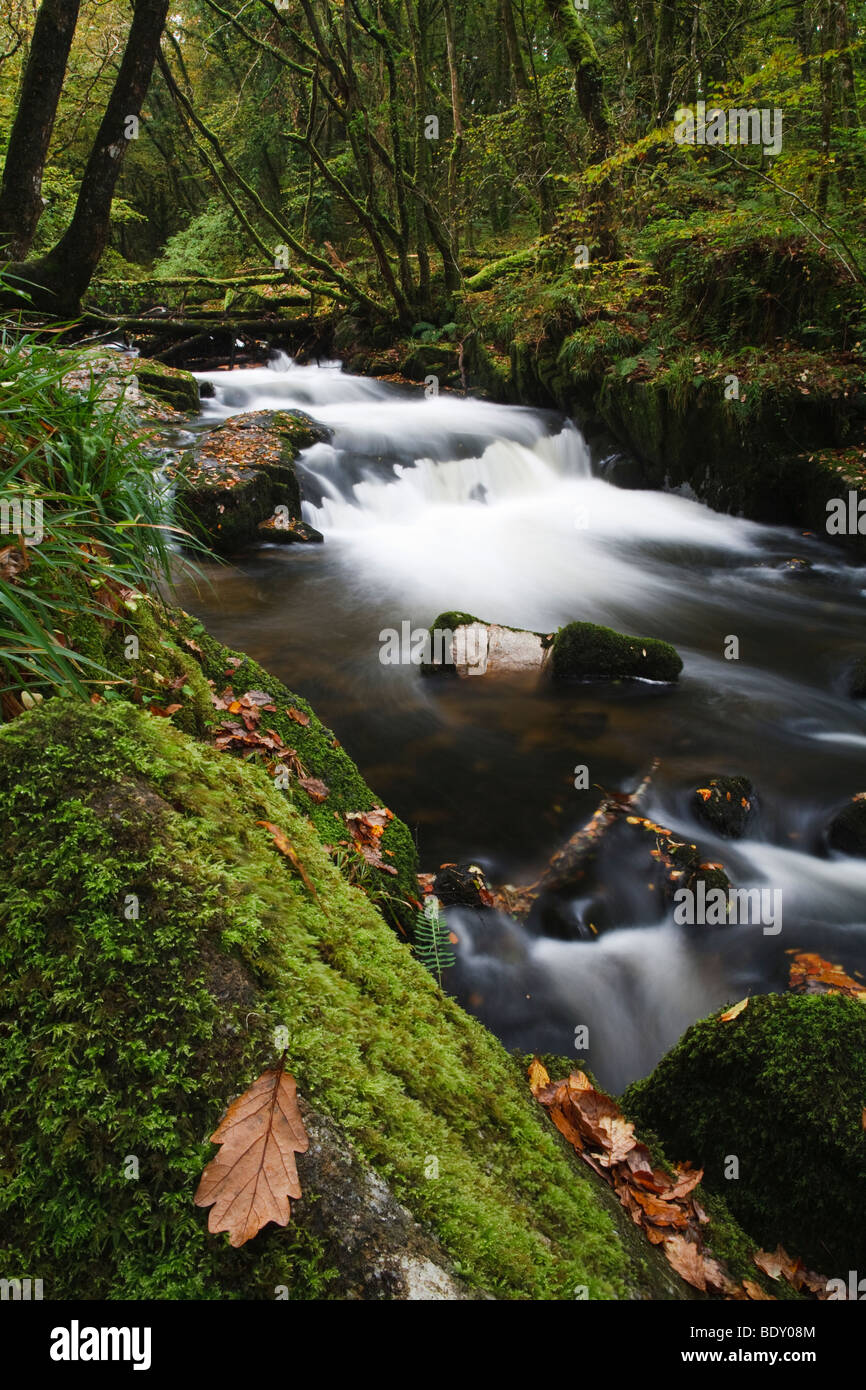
[692,775,755,838]
[422,613,682,683]
[258,515,323,544]
[421,612,549,677]
[622,992,866,1271]
[294,1101,482,1300]
[551,621,683,683]
[827,792,866,856]
[174,409,329,556]
[849,656,866,698]
[135,360,201,414]
[433,862,493,909]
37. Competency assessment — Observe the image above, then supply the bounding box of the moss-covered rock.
[827,793,866,857]
[174,410,329,555]
[135,360,201,414]
[0,698,698,1300]
[93,602,420,931]
[692,775,755,839]
[621,993,866,1271]
[551,621,683,683]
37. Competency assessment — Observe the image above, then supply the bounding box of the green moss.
[135,362,201,415]
[162,606,419,928]
[621,993,866,1271]
[429,611,483,634]
[0,698,678,1300]
[552,621,682,683]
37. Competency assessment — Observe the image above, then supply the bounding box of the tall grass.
[0,321,201,712]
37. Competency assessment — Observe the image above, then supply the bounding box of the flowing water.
[172,352,866,1092]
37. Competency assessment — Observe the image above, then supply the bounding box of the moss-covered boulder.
[827,793,866,857]
[692,776,755,838]
[0,698,697,1300]
[135,360,201,414]
[622,993,866,1271]
[551,622,683,683]
[89,602,420,930]
[420,615,682,683]
[175,410,329,555]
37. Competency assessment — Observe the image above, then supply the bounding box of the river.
[171,352,866,1092]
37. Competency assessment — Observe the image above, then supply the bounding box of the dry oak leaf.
[194,1062,309,1247]
[720,997,749,1022]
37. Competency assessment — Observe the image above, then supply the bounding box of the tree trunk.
[541,0,612,159]
[0,0,82,259]
[5,0,170,314]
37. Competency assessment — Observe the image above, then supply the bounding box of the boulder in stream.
[422,613,682,683]
[622,992,866,1271]
[827,792,866,856]
[551,621,683,683]
[692,775,755,838]
[175,409,329,556]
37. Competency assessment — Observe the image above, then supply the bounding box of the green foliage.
[413,899,456,984]
[0,319,203,707]
[153,201,251,280]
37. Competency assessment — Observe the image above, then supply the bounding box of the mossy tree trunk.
[0,0,82,260]
[2,0,170,314]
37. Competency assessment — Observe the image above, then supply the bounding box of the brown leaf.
[257,820,323,906]
[788,951,866,1000]
[742,1279,776,1301]
[753,1245,801,1284]
[194,1061,309,1247]
[720,997,749,1022]
[298,777,330,803]
[287,706,311,726]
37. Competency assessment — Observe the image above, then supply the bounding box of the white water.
[191,354,866,1090]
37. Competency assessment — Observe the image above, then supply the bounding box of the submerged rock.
[174,409,329,556]
[827,793,866,856]
[622,993,866,1271]
[692,775,755,838]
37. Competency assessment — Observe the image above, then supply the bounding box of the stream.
[171,352,866,1092]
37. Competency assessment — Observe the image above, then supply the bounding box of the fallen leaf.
[257,821,323,905]
[720,997,749,1022]
[287,706,311,726]
[298,777,329,803]
[194,1060,309,1247]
